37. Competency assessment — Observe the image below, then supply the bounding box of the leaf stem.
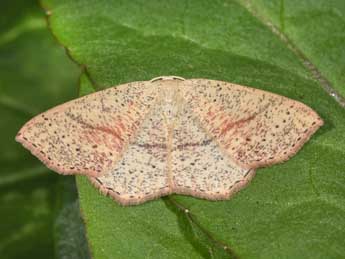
[239,0,345,108]
[166,196,239,259]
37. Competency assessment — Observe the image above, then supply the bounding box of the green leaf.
[239,0,345,102]
[41,0,345,258]
[0,0,80,258]
[77,73,219,258]
[54,177,91,259]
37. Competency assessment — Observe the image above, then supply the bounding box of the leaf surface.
[41,0,345,258]
[240,0,345,98]
[0,0,80,258]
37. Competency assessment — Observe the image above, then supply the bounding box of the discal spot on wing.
[91,91,171,205]
[16,76,323,206]
[181,79,324,169]
[171,98,254,199]
[16,81,159,176]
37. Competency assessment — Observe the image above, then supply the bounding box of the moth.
[16,76,323,205]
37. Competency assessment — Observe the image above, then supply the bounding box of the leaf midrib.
[40,1,344,258]
[236,0,345,108]
[46,0,343,110]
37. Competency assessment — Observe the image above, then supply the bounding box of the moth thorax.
[161,85,181,124]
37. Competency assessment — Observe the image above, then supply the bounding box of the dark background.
[0,1,88,258]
